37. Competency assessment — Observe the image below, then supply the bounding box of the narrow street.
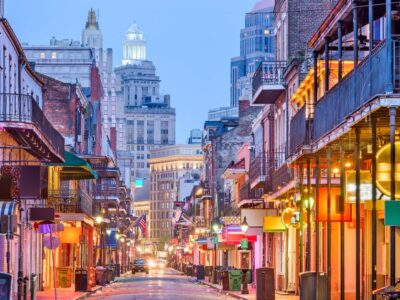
[90,268,235,300]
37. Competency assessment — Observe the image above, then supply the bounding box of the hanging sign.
[240,238,248,250]
[384,201,400,226]
[212,235,218,245]
[376,142,400,198]
[43,236,60,249]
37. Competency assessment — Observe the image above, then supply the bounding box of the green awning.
[49,151,98,180]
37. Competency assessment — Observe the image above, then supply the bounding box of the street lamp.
[241,217,249,233]
[211,219,221,284]
[240,216,249,295]
[96,216,105,266]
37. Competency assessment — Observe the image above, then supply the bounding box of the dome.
[125,22,145,41]
[251,0,274,12]
[123,22,147,64]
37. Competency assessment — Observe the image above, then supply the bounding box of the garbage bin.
[196,265,205,280]
[0,273,11,300]
[299,272,315,300]
[221,270,229,291]
[256,268,275,300]
[75,269,88,292]
[95,266,107,286]
[187,264,193,276]
[228,270,242,291]
[58,267,72,288]
[30,273,37,300]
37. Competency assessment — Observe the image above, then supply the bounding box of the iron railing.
[239,181,263,201]
[289,106,308,154]
[47,189,92,215]
[249,154,266,187]
[313,41,387,142]
[95,185,119,200]
[0,93,64,158]
[252,61,287,96]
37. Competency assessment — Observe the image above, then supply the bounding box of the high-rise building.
[149,145,203,242]
[188,129,203,144]
[115,23,176,185]
[23,40,94,88]
[230,0,274,107]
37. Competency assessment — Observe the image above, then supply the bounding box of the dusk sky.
[7,0,257,143]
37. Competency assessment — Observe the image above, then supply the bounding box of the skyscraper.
[230,0,274,107]
[115,23,176,187]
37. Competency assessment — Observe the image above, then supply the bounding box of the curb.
[198,280,248,300]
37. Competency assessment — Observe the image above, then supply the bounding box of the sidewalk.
[36,288,87,300]
[199,280,299,300]
[37,285,103,300]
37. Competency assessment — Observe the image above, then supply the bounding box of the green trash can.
[228,270,242,291]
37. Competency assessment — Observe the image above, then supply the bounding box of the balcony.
[47,189,92,216]
[222,159,246,180]
[238,181,264,208]
[94,186,119,203]
[252,61,287,105]
[313,41,388,143]
[249,154,266,189]
[0,93,64,162]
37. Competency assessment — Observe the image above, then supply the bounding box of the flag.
[135,214,147,238]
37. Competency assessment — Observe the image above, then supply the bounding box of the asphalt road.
[89,268,236,300]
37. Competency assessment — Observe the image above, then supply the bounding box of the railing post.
[386,0,394,93]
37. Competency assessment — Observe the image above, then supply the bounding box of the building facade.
[230,0,275,107]
[115,23,176,185]
[23,40,94,88]
[149,145,203,243]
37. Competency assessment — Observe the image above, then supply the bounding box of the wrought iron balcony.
[238,181,264,208]
[0,93,64,162]
[252,61,287,105]
[289,106,313,155]
[313,42,388,142]
[47,189,92,215]
[94,185,119,203]
[249,154,266,189]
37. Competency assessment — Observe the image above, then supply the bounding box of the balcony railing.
[0,93,64,159]
[289,106,311,154]
[95,186,119,201]
[249,154,266,188]
[252,61,287,104]
[313,41,387,142]
[239,181,263,201]
[47,189,92,215]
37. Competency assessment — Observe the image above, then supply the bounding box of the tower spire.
[86,8,99,30]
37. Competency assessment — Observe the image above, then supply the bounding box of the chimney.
[110,127,117,153]
[238,100,250,114]
[0,0,4,19]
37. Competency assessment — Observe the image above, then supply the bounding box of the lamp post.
[241,217,249,295]
[95,216,104,266]
[211,219,221,284]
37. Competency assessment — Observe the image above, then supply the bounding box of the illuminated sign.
[135,179,143,188]
[376,142,400,198]
[345,171,372,203]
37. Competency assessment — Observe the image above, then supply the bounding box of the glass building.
[230,0,274,107]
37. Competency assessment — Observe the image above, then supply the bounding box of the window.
[40,52,45,59]
[51,52,57,59]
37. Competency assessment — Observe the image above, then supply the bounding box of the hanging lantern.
[281,207,295,227]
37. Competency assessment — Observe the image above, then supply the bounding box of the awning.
[195,238,208,245]
[263,216,286,233]
[49,151,97,180]
[0,201,17,216]
[216,243,236,250]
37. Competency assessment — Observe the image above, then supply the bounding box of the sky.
[7,0,258,143]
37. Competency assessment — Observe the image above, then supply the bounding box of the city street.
[90,268,235,300]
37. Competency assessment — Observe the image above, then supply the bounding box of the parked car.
[132,259,149,274]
